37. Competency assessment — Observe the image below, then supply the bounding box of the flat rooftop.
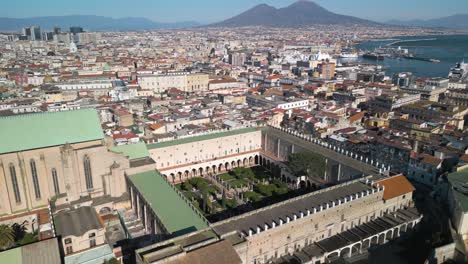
[128,170,209,236]
[212,178,375,236]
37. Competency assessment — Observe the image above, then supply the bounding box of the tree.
[221,190,227,208]
[288,152,326,178]
[0,225,15,250]
[182,181,193,191]
[104,258,120,264]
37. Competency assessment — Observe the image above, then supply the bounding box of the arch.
[177,171,183,182]
[254,155,259,165]
[326,251,340,259]
[378,233,386,244]
[341,247,351,258]
[370,236,378,246]
[237,159,242,167]
[218,164,223,172]
[386,230,393,241]
[362,239,371,249]
[184,170,190,180]
[199,168,203,177]
[351,243,361,256]
[243,158,248,166]
[84,155,94,190]
[212,165,217,174]
[206,166,211,175]
[170,173,175,183]
[231,161,236,168]
[299,180,307,189]
[225,162,230,171]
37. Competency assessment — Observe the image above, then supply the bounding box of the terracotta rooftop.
[377,175,415,201]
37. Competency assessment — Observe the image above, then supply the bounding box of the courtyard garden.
[175,162,322,222]
[176,177,237,216]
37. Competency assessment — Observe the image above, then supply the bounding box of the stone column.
[143,204,148,232]
[130,186,134,209]
[337,164,342,182]
[277,139,281,158]
[324,158,328,181]
[136,194,140,219]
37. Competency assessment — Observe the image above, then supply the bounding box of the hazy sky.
[2,0,468,23]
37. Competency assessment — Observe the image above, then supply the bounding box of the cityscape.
[0,1,468,264]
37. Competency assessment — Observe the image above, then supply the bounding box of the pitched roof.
[377,175,415,201]
[54,206,103,237]
[166,240,242,264]
[128,170,208,236]
[0,109,103,154]
[0,238,61,264]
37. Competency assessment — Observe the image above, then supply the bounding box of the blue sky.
[2,0,468,23]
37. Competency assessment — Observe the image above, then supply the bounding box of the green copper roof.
[110,142,150,160]
[0,109,104,154]
[448,168,468,212]
[128,170,208,236]
[0,247,21,264]
[147,127,260,149]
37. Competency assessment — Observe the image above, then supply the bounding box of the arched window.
[9,163,21,203]
[30,159,41,199]
[52,168,60,195]
[84,155,93,190]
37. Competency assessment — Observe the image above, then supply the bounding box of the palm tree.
[0,225,15,250]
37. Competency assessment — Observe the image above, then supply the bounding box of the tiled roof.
[377,175,415,201]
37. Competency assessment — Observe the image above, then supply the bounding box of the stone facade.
[0,140,130,217]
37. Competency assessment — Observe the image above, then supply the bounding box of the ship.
[339,52,359,59]
[362,53,384,60]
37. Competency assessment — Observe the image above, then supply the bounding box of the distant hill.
[0,15,201,32]
[387,14,468,29]
[208,0,379,28]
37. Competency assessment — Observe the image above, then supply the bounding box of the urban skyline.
[1,2,468,264]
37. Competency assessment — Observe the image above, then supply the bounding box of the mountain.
[208,0,379,27]
[0,15,201,32]
[387,14,468,29]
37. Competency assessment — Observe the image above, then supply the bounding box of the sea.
[348,34,468,78]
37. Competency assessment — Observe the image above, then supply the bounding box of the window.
[9,163,21,203]
[66,246,73,255]
[30,159,41,199]
[90,238,96,248]
[84,155,93,190]
[52,168,60,194]
[64,238,72,244]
